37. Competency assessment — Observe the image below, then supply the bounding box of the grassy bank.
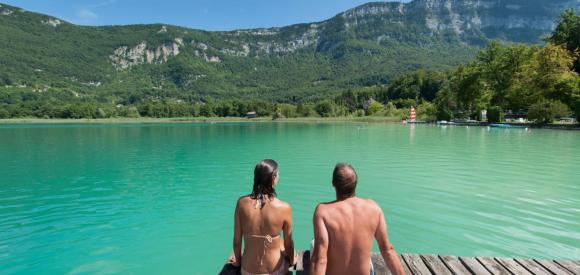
[0,116,403,125]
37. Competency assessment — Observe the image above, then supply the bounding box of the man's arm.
[232,200,243,266]
[374,205,405,275]
[310,205,329,275]
[282,205,295,267]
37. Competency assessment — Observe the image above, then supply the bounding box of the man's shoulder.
[361,197,379,206]
[356,197,382,212]
[313,201,333,217]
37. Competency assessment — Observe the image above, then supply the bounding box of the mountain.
[0,0,579,103]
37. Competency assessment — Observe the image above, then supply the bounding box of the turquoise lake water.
[0,123,579,274]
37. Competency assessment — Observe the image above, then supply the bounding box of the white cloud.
[90,0,117,8]
[76,8,98,22]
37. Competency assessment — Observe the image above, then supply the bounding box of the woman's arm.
[232,199,243,266]
[283,206,295,266]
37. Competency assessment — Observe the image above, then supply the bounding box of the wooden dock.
[219,251,580,275]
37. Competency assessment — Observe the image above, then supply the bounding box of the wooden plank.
[460,257,492,274]
[554,260,580,274]
[534,259,574,275]
[515,258,552,275]
[439,255,472,274]
[372,253,391,275]
[400,255,413,275]
[218,251,578,275]
[476,257,511,275]
[495,257,533,274]
[402,253,432,275]
[421,254,452,275]
[218,264,241,275]
[371,253,415,275]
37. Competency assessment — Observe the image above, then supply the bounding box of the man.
[310,163,406,275]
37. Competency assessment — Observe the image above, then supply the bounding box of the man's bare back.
[310,163,405,275]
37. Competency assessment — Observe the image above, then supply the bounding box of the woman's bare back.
[236,196,292,273]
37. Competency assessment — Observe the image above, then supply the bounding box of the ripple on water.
[0,123,579,274]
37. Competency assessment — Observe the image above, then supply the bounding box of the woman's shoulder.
[271,197,292,210]
[236,195,253,205]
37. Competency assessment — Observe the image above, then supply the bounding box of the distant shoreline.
[1,117,578,130]
[0,116,403,124]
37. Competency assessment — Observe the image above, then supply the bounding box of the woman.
[231,159,295,275]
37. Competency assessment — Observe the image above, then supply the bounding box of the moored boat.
[489,124,528,129]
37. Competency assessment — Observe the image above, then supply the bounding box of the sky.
[1,0,410,31]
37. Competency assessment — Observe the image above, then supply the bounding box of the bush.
[95,108,108,119]
[576,100,580,124]
[487,106,503,123]
[392,98,417,109]
[199,103,214,117]
[297,104,315,117]
[315,101,335,117]
[118,106,140,118]
[436,107,453,121]
[416,102,437,121]
[528,99,570,124]
[279,104,297,118]
[366,101,384,116]
[0,107,9,119]
[391,108,410,120]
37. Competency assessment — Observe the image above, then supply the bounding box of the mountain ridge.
[0,0,579,102]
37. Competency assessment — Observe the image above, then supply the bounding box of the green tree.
[366,101,384,116]
[528,99,570,124]
[296,103,314,117]
[199,103,215,117]
[382,70,445,102]
[450,64,490,112]
[549,9,580,73]
[416,102,437,121]
[272,107,283,120]
[167,59,193,87]
[477,43,536,108]
[487,106,504,123]
[315,101,335,117]
[436,108,453,121]
[95,108,108,118]
[520,44,580,109]
[279,104,298,118]
[576,101,580,124]
[0,107,9,119]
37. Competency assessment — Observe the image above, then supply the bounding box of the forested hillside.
[0,0,579,120]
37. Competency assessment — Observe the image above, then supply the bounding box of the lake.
[0,122,579,274]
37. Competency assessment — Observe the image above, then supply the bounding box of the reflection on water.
[0,123,579,273]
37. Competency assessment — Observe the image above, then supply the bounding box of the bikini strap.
[248,234,279,267]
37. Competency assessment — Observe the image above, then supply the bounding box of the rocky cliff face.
[339,0,580,43]
[110,38,183,70]
[106,0,580,70]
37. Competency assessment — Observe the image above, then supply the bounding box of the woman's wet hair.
[251,159,278,208]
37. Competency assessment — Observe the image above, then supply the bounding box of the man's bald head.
[332,163,357,199]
